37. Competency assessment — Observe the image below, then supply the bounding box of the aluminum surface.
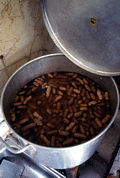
[0,160,23,178]
[41,0,120,76]
[0,110,120,177]
[1,53,119,169]
[0,149,66,178]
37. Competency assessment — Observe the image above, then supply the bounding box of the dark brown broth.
[10,72,111,147]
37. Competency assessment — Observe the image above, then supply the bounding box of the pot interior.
[1,53,119,141]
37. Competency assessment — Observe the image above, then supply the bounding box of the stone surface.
[0,0,59,96]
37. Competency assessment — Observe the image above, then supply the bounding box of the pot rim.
[1,53,119,151]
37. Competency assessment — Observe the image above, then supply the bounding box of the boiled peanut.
[10,71,111,148]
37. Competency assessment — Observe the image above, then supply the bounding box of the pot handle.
[0,136,34,154]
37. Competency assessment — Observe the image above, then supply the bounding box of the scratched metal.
[41,0,120,75]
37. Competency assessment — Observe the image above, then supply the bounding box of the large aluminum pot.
[1,53,119,169]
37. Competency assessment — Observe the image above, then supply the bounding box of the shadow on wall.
[0,0,56,93]
[0,0,55,72]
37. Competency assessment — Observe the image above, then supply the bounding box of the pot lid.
[41,0,120,76]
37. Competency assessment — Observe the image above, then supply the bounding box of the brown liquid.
[10,72,110,147]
